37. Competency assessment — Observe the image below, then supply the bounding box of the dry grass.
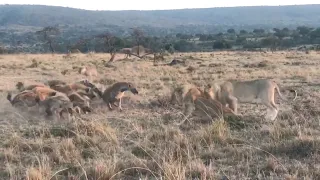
[1,51,320,179]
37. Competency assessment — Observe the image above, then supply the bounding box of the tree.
[310,28,320,39]
[207,35,214,41]
[131,28,145,56]
[282,27,290,33]
[164,43,175,54]
[227,28,236,34]
[96,32,117,53]
[240,30,248,34]
[253,29,265,34]
[199,34,208,41]
[180,34,193,40]
[217,32,224,37]
[236,36,247,45]
[273,28,280,33]
[176,33,182,38]
[297,26,313,36]
[173,40,195,52]
[36,26,60,53]
[72,38,91,52]
[143,36,162,53]
[261,36,279,51]
[213,40,232,49]
[274,30,287,40]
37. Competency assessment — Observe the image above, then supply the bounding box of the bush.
[213,40,232,49]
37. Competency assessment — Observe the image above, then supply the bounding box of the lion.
[101,82,139,111]
[170,83,197,106]
[79,66,98,81]
[174,84,238,126]
[170,83,217,106]
[32,86,58,101]
[210,79,297,121]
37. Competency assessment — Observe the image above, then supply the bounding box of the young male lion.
[171,84,238,126]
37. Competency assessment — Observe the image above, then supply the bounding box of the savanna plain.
[1,51,320,180]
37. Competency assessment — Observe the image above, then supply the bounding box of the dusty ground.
[1,51,320,179]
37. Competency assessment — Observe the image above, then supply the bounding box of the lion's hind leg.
[261,88,279,121]
[263,102,278,121]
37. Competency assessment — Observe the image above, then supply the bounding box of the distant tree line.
[1,25,320,54]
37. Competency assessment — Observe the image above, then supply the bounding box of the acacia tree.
[130,28,145,56]
[297,26,313,36]
[72,38,91,52]
[96,32,117,53]
[96,32,120,62]
[36,26,60,53]
[227,28,236,34]
[261,36,279,51]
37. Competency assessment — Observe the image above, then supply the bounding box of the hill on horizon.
[1,4,320,54]
[1,4,320,35]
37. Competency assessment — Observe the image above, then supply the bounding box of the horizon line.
[0,3,319,11]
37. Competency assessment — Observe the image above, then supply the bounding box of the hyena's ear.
[35,96,41,103]
[49,92,57,96]
[85,87,90,93]
[68,94,76,102]
[78,68,82,74]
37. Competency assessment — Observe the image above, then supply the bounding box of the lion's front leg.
[226,95,238,114]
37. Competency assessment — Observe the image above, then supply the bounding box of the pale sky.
[0,0,319,10]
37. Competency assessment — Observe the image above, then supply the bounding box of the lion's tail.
[274,82,297,101]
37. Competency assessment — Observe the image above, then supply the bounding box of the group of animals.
[170,78,297,125]
[6,63,298,125]
[7,77,139,120]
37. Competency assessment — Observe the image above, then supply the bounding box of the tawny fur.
[175,85,238,126]
[170,84,196,106]
[102,82,139,111]
[211,79,297,121]
[32,86,58,101]
[79,66,98,81]
[16,82,47,92]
